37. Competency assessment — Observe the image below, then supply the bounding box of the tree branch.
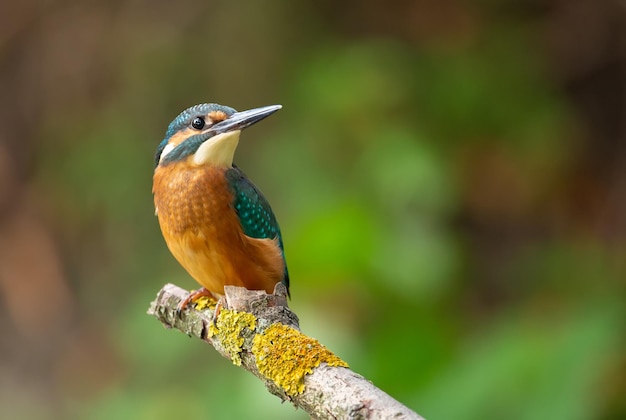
[148,283,424,420]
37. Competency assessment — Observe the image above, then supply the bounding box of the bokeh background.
[1,0,625,419]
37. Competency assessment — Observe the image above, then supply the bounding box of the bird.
[152,103,289,309]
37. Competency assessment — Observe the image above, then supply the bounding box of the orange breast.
[153,162,285,296]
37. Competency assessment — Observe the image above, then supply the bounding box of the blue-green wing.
[225,166,290,295]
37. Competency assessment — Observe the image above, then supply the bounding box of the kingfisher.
[152,103,289,309]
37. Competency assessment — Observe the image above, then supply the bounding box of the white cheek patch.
[159,142,176,163]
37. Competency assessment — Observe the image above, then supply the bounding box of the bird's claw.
[211,297,226,327]
[176,287,213,319]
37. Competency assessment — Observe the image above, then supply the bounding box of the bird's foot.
[211,297,227,327]
[176,287,214,318]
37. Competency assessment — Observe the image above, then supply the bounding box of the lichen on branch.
[253,322,349,396]
[147,283,423,420]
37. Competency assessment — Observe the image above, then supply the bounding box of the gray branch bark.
[148,283,424,420]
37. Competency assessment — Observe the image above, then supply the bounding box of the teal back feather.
[225,166,290,295]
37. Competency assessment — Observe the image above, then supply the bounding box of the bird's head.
[155,103,281,168]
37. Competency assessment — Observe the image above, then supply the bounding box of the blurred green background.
[1,1,625,419]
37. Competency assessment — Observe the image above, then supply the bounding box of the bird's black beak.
[209,105,282,135]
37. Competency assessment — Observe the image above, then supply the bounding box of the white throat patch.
[192,130,241,167]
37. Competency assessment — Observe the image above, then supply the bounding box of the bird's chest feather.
[152,162,284,294]
[153,163,235,237]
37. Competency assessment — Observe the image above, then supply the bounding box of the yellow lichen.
[252,323,349,396]
[193,296,217,311]
[208,309,256,366]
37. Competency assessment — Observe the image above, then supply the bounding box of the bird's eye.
[191,116,205,130]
